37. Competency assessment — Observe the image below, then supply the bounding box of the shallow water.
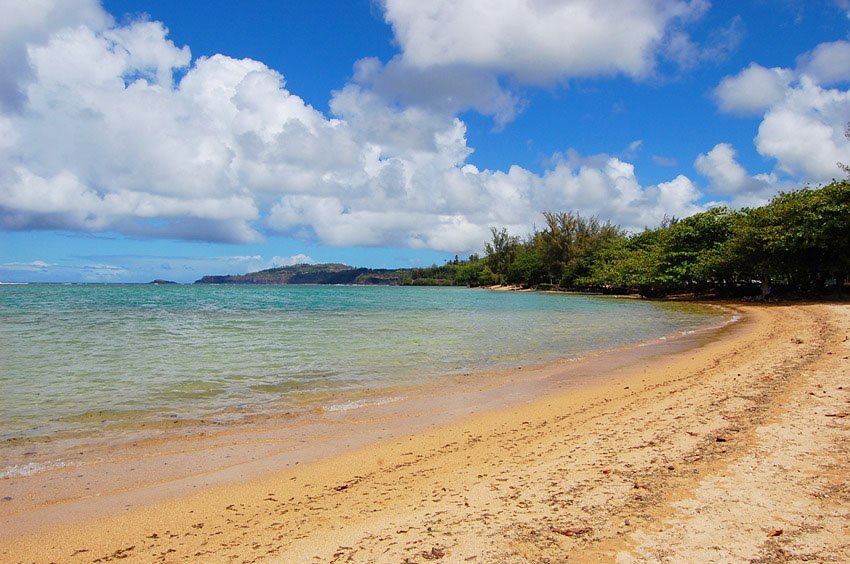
[0,284,721,473]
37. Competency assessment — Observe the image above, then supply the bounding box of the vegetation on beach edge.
[197,180,849,299]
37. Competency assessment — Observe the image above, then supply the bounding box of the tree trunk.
[761,274,771,300]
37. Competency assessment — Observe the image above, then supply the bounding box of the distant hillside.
[194,263,406,285]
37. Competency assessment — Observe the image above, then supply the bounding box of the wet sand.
[2,303,849,562]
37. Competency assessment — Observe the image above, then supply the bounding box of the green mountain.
[194,263,405,285]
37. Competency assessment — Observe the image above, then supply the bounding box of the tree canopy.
[473,180,850,298]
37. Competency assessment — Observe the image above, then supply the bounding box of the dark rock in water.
[149,279,178,285]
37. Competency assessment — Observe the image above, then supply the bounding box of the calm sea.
[0,284,722,476]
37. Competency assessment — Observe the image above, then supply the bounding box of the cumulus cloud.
[350,56,525,129]
[694,143,783,207]
[301,1,716,131]
[0,15,342,243]
[756,77,850,182]
[714,41,850,185]
[0,0,109,109]
[796,40,850,86]
[381,0,707,83]
[537,154,704,228]
[266,146,708,249]
[0,2,732,255]
[713,63,791,115]
[695,144,750,193]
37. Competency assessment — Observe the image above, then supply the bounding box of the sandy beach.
[2,302,849,563]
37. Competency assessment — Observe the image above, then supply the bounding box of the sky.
[1,0,849,283]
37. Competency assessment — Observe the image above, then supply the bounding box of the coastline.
[3,302,849,562]
[0,296,727,531]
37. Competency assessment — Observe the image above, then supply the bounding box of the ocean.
[0,284,723,477]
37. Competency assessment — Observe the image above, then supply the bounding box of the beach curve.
[2,302,848,563]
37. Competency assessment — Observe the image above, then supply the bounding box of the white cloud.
[381,0,706,83]
[0,166,261,242]
[655,175,703,216]
[0,4,736,255]
[796,40,850,86]
[539,155,704,229]
[713,63,791,115]
[755,77,850,182]
[0,0,109,109]
[694,143,783,207]
[695,143,749,193]
[693,143,778,196]
[266,147,709,249]
[350,56,525,129]
[269,254,315,267]
[714,41,850,185]
[1,19,351,242]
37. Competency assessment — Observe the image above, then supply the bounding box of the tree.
[454,255,497,287]
[575,228,669,296]
[484,227,520,284]
[810,180,850,291]
[662,207,739,290]
[534,211,623,287]
[535,211,576,283]
[478,181,849,297]
[711,181,850,296]
[506,246,547,286]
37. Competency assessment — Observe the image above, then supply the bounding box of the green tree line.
[436,180,849,298]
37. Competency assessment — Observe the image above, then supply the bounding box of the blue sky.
[1,0,849,282]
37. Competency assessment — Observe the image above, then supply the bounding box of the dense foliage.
[477,180,850,298]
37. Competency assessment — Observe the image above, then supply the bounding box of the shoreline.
[0,303,733,536]
[0,285,717,467]
[0,299,730,527]
[3,302,849,562]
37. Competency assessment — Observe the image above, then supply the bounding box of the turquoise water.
[0,284,720,456]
